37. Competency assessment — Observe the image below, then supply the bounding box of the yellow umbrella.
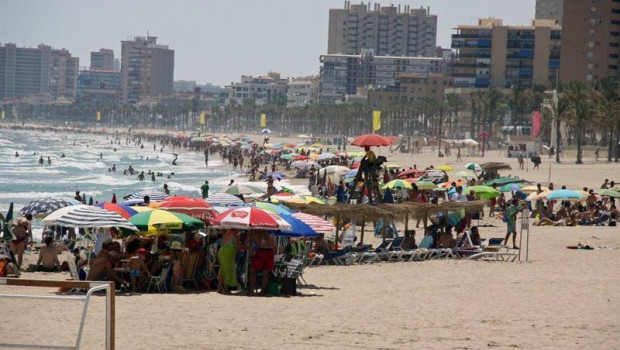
[437,165,454,172]
[521,185,548,194]
[309,153,319,159]
[310,142,323,147]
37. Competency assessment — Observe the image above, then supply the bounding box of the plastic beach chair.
[147,263,171,293]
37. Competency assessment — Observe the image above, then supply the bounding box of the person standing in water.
[47,156,51,165]
[39,156,44,165]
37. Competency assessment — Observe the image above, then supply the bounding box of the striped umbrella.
[95,202,137,219]
[382,179,413,190]
[289,212,335,234]
[128,189,169,202]
[43,205,138,231]
[19,198,75,216]
[211,207,291,231]
[156,198,218,223]
[416,180,438,190]
[251,202,293,215]
[206,193,245,206]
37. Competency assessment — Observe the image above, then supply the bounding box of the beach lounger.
[325,247,357,265]
[181,253,200,290]
[355,240,394,263]
[466,251,517,262]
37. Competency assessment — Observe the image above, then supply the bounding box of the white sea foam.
[0,190,102,200]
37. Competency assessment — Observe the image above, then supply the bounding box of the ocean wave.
[0,190,102,200]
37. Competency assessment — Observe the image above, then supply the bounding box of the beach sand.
[2,132,619,349]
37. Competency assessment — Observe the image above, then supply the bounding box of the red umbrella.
[211,207,291,230]
[157,198,218,223]
[161,195,192,202]
[294,155,309,161]
[404,178,419,184]
[397,169,425,179]
[351,134,393,147]
[95,202,137,219]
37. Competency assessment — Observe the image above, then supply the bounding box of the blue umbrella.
[263,172,286,180]
[546,190,586,201]
[448,186,468,195]
[19,198,75,216]
[276,214,318,237]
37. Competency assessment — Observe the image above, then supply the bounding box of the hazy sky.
[1,0,534,86]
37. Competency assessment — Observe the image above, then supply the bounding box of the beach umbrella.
[291,160,318,169]
[262,172,286,180]
[95,202,138,219]
[211,207,291,231]
[206,193,245,206]
[345,169,359,178]
[464,185,500,199]
[19,198,75,216]
[128,189,169,202]
[437,165,454,172]
[43,205,138,231]
[439,179,466,188]
[460,138,479,146]
[521,185,548,194]
[499,183,523,193]
[251,202,293,215]
[484,177,524,186]
[403,178,419,184]
[273,195,326,205]
[3,203,13,241]
[293,155,310,161]
[290,212,335,234]
[454,170,476,179]
[156,198,218,223]
[350,134,393,147]
[546,190,586,201]
[382,179,413,190]
[448,185,467,196]
[219,183,265,196]
[276,215,318,237]
[526,190,550,201]
[129,209,204,235]
[317,152,337,160]
[599,189,620,198]
[384,163,402,169]
[397,169,425,178]
[261,128,272,134]
[415,180,438,190]
[464,163,482,171]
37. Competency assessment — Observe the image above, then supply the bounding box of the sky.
[1,0,534,86]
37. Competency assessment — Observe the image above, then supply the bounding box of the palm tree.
[565,81,595,164]
[445,92,467,138]
[544,89,571,163]
[509,85,530,124]
[593,77,620,162]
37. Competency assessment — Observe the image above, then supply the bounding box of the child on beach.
[127,248,151,293]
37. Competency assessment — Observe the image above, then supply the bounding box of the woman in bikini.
[11,214,33,269]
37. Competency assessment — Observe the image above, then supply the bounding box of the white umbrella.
[43,205,138,231]
[317,152,337,160]
[206,193,246,206]
[461,139,479,146]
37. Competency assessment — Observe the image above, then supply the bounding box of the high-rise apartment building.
[120,36,174,104]
[536,0,564,25]
[328,2,437,57]
[450,19,561,89]
[90,48,115,71]
[221,72,288,106]
[559,0,619,83]
[287,76,320,107]
[319,50,444,104]
[77,69,121,105]
[0,43,78,101]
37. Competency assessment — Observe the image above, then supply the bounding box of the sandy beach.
[2,131,619,350]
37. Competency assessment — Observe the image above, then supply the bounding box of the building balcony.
[451,72,478,78]
[449,62,489,68]
[452,33,491,39]
[456,52,491,58]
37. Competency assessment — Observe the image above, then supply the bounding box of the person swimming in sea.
[151,173,156,181]
[15,152,19,157]
[61,153,65,158]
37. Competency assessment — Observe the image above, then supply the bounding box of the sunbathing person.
[313,233,330,256]
[87,251,126,289]
[401,230,417,250]
[35,236,61,272]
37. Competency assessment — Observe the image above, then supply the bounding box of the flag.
[200,112,206,125]
[260,114,266,128]
[372,110,381,131]
[1,110,5,119]
[3,202,13,240]
[96,111,101,122]
[532,111,541,137]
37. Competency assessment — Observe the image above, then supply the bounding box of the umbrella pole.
[404,213,409,233]
[335,215,340,247]
[360,220,365,244]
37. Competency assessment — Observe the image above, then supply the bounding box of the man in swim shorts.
[248,230,275,296]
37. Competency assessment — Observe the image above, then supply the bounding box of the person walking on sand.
[456,147,462,162]
[248,230,275,296]
[201,180,209,199]
[503,198,522,249]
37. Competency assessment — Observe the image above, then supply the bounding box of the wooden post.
[360,220,365,244]
[334,215,340,248]
[404,213,409,233]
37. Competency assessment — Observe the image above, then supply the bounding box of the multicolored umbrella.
[251,202,293,215]
[397,169,425,178]
[262,172,286,180]
[129,209,205,235]
[127,189,169,202]
[95,202,137,219]
[211,207,291,231]
[484,177,524,186]
[19,198,75,216]
[464,163,482,171]
[277,215,318,237]
[206,193,245,206]
[382,179,413,190]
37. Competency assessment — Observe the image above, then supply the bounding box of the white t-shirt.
[450,193,468,202]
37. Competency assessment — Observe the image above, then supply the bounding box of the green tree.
[566,81,595,164]
[593,77,620,162]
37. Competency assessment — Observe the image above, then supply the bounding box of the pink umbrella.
[290,212,334,234]
[211,207,291,231]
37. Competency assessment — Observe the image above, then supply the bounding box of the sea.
[0,128,293,240]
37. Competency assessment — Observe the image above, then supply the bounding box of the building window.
[587,52,594,58]
[589,30,596,36]
[589,41,595,48]
[587,74,593,81]
[610,65,618,70]
[611,54,619,58]
[588,63,593,69]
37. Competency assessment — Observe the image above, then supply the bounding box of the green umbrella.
[382,179,413,190]
[3,202,13,240]
[128,209,204,236]
[465,185,500,199]
[499,183,523,193]
[415,180,437,190]
[484,177,524,186]
[600,189,620,198]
